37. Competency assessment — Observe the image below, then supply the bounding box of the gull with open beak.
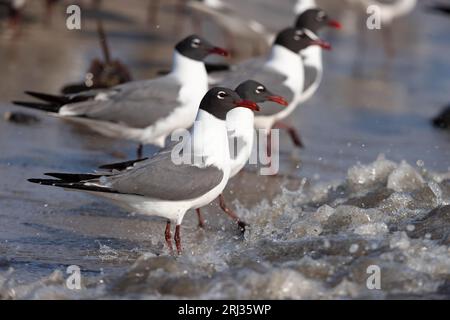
[28,87,261,255]
[195,80,289,230]
[13,35,229,158]
[218,27,331,153]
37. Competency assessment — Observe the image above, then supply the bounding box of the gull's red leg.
[174,225,182,255]
[165,221,174,255]
[196,208,206,229]
[218,194,247,232]
[273,121,304,148]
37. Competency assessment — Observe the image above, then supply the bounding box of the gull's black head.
[295,9,342,33]
[175,35,229,61]
[274,27,331,53]
[235,80,289,106]
[200,87,260,120]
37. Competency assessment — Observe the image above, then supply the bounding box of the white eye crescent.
[317,11,326,21]
[191,39,201,48]
[255,85,265,94]
[304,28,319,40]
[217,91,227,99]
[294,30,305,41]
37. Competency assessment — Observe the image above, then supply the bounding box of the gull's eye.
[316,11,326,21]
[255,86,265,94]
[217,91,227,100]
[294,30,306,41]
[191,38,201,48]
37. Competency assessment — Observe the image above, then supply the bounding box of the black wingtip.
[28,179,59,185]
[44,173,102,182]
[205,63,232,73]
[25,91,68,105]
[13,101,61,113]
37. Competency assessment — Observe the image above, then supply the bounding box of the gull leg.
[174,225,182,255]
[219,194,247,232]
[196,208,206,229]
[165,221,174,255]
[273,121,304,148]
[137,144,143,159]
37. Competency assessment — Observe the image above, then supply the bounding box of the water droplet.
[349,244,359,253]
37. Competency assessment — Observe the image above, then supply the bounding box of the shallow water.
[1,0,450,299]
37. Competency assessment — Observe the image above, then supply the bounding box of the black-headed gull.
[295,9,341,104]
[14,35,229,158]
[195,80,289,230]
[218,27,330,151]
[28,87,261,255]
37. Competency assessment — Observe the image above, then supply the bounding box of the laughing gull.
[187,0,271,55]
[14,35,229,158]
[295,9,341,104]
[218,27,330,151]
[28,87,261,255]
[195,80,289,230]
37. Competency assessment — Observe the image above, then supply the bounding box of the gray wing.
[60,77,183,128]
[103,148,224,201]
[303,65,319,93]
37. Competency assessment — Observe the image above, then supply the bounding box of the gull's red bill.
[234,100,260,111]
[268,95,289,106]
[311,40,332,51]
[209,47,229,57]
[328,20,342,29]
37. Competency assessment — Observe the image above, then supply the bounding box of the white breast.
[141,51,209,146]
[226,108,255,178]
[254,45,304,130]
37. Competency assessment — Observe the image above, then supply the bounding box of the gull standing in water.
[195,80,289,230]
[14,35,229,158]
[295,9,342,105]
[218,27,331,152]
[28,87,261,255]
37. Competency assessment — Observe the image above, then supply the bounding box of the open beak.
[328,20,342,29]
[311,40,332,51]
[209,47,229,57]
[267,95,289,106]
[234,100,260,111]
